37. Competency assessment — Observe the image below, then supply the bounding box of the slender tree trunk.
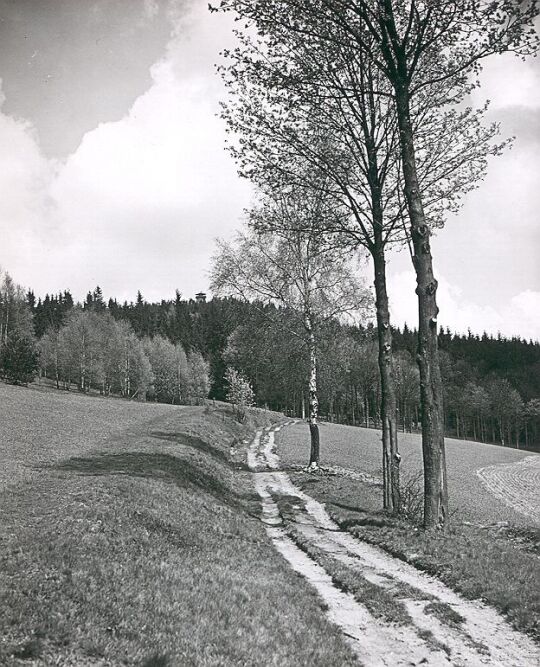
[4,310,9,344]
[407,406,410,432]
[80,335,86,392]
[54,348,60,390]
[305,316,320,469]
[125,348,130,397]
[406,403,410,432]
[373,242,401,513]
[394,82,448,530]
[364,394,369,427]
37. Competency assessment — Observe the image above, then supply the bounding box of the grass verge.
[0,387,359,666]
[287,470,540,642]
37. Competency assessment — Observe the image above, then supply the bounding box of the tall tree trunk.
[4,309,9,345]
[306,317,320,469]
[364,394,369,427]
[125,347,130,397]
[373,241,401,513]
[54,348,60,390]
[394,82,448,530]
[80,357,86,392]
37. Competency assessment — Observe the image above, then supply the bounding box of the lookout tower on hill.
[195,292,207,304]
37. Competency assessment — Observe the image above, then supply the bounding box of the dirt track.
[249,424,540,666]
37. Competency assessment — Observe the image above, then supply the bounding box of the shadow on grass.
[54,451,259,515]
[328,501,397,528]
[150,431,228,464]
[142,654,169,667]
[149,430,251,472]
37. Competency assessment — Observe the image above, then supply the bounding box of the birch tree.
[59,310,103,392]
[0,271,35,349]
[187,351,210,405]
[219,40,406,506]
[38,327,63,389]
[211,190,370,468]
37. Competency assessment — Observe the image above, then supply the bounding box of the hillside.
[0,384,358,666]
[1,384,539,664]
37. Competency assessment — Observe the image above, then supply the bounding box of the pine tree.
[0,333,39,385]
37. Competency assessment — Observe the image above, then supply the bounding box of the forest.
[1,271,539,451]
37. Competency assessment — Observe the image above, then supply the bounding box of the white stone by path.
[248,424,540,666]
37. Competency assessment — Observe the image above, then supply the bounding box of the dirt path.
[248,424,540,666]
[477,455,540,523]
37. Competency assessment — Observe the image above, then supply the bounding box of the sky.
[0,1,538,341]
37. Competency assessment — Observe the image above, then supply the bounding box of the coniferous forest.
[1,270,539,451]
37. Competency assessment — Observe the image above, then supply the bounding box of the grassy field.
[278,421,536,526]
[0,384,358,666]
[277,421,540,641]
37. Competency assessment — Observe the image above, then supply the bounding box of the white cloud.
[0,82,59,279]
[54,58,238,214]
[0,2,537,338]
[388,270,540,341]
[143,0,160,20]
[0,6,251,302]
[473,53,540,110]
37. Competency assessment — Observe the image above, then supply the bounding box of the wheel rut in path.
[248,424,540,666]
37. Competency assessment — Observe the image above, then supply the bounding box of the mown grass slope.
[0,385,358,666]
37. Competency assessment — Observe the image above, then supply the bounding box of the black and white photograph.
[0,1,539,665]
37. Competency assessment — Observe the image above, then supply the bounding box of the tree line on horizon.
[0,275,209,405]
[1,270,539,451]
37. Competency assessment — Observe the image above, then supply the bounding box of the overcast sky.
[0,1,538,340]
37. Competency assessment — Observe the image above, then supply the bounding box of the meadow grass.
[278,422,540,642]
[280,420,534,526]
[0,385,358,666]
